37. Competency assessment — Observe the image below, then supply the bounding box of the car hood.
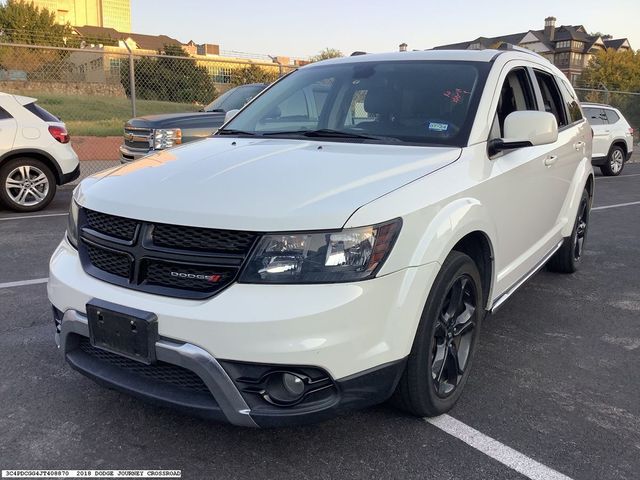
[127,112,226,129]
[77,137,461,231]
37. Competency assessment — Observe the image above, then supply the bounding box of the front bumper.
[49,238,438,425]
[119,144,153,163]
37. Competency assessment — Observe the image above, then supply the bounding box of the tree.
[0,0,74,75]
[121,44,217,104]
[310,48,344,62]
[230,63,279,86]
[580,48,640,132]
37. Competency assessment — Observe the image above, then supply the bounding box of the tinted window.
[491,68,537,139]
[0,107,12,120]
[557,80,583,124]
[222,61,490,147]
[24,102,59,122]
[534,71,568,127]
[584,107,608,125]
[205,85,264,112]
[603,109,620,123]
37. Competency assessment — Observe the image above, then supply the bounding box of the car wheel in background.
[0,158,57,212]
[600,145,625,176]
[548,188,590,274]
[392,251,483,417]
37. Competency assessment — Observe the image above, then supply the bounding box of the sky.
[132,0,640,59]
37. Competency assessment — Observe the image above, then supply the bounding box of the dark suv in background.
[119,83,267,163]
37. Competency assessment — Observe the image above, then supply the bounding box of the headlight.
[239,219,401,284]
[67,199,80,248]
[153,128,182,149]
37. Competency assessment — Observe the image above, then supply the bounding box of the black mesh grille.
[79,337,210,393]
[85,242,131,278]
[152,224,256,254]
[85,209,138,241]
[144,260,236,292]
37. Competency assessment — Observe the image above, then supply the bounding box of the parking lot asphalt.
[1,163,639,479]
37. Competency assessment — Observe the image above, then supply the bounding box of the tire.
[0,158,57,212]
[600,145,625,176]
[547,188,590,274]
[392,251,483,417]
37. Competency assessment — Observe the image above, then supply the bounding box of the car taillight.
[629,127,634,135]
[48,125,70,144]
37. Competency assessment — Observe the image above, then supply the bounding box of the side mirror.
[489,111,558,156]
[224,109,240,124]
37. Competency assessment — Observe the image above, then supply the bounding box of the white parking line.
[0,212,67,221]
[592,200,640,211]
[425,415,574,480]
[0,278,48,289]
[596,173,640,180]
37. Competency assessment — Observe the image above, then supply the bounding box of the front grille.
[78,337,210,393]
[123,126,152,150]
[85,242,131,279]
[86,209,137,241]
[78,208,258,299]
[153,224,257,254]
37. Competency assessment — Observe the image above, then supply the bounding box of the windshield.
[204,85,265,112]
[219,60,489,146]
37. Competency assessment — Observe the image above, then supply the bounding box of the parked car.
[50,48,593,427]
[0,93,79,212]
[119,83,268,163]
[582,102,634,176]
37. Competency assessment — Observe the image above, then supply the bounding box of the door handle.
[544,155,558,167]
[574,141,585,150]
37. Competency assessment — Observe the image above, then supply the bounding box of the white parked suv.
[49,48,593,427]
[0,93,80,211]
[582,102,634,176]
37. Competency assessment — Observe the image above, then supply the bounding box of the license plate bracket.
[86,299,158,364]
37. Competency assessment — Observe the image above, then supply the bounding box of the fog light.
[264,372,306,406]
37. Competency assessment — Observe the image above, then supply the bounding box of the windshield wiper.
[216,128,256,136]
[206,108,225,113]
[262,129,401,142]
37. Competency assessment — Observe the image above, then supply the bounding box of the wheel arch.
[610,140,628,156]
[0,149,63,184]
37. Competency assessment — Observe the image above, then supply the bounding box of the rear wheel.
[548,188,590,273]
[392,251,483,417]
[600,145,625,176]
[0,158,56,212]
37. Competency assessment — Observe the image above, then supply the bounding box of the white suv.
[49,49,593,427]
[583,102,634,176]
[0,93,80,211]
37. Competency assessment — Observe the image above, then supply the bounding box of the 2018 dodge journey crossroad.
[48,47,594,427]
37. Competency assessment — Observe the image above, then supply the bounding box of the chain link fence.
[0,42,297,180]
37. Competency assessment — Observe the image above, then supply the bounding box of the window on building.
[534,70,568,128]
[490,68,537,139]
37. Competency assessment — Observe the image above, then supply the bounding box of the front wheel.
[600,145,625,176]
[392,251,483,417]
[0,158,57,212]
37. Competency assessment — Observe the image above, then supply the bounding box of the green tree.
[310,48,344,62]
[121,44,217,104]
[580,49,640,132]
[0,0,74,76]
[230,63,279,86]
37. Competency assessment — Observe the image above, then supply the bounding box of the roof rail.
[497,43,551,63]
[350,51,368,56]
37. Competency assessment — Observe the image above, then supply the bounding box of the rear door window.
[24,102,59,122]
[0,106,12,120]
[584,107,608,125]
[534,71,568,128]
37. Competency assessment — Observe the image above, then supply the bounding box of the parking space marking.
[596,173,640,180]
[0,212,67,221]
[425,415,574,480]
[592,201,640,211]
[0,278,48,289]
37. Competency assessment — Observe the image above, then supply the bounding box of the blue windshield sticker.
[428,122,449,132]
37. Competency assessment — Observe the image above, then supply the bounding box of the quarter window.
[603,109,620,123]
[557,80,583,124]
[534,71,568,128]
